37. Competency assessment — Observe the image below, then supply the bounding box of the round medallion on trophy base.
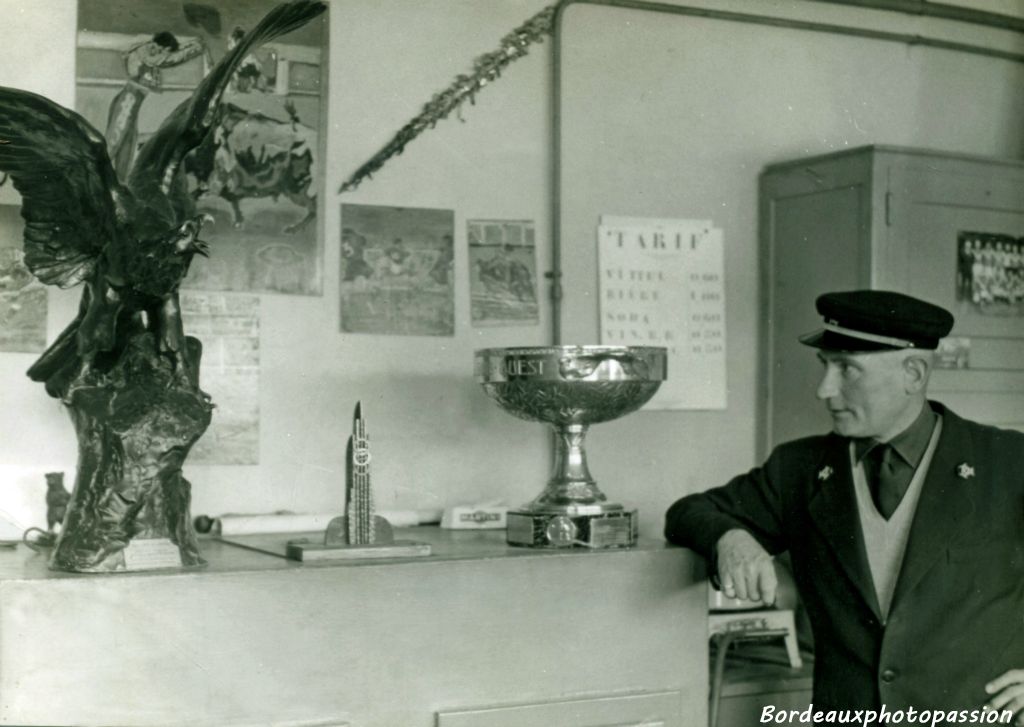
[506,509,638,549]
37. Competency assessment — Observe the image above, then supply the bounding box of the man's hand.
[716,528,777,605]
[986,670,1024,725]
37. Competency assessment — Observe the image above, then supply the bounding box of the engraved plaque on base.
[120,538,192,571]
[506,510,637,549]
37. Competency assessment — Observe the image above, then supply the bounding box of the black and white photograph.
[0,1,1022,725]
[957,231,1024,315]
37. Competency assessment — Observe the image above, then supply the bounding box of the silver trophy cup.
[475,345,667,548]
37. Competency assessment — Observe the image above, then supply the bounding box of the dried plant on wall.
[338,3,558,194]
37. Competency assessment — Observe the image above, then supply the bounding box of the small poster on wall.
[181,293,260,465]
[0,203,47,353]
[598,215,727,410]
[340,204,455,336]
[935,337,971,370]
[956,231,1024,316]
[468,219,539,327]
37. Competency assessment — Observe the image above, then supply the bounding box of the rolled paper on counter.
[199,510,442,536]
[214,513,334,535]
[383,509,443,527]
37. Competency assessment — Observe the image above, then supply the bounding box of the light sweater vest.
[850,417,943,621]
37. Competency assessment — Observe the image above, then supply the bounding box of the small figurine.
[21,471,71,551]
[45,472,71,532]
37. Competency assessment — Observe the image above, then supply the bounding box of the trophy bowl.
[474,345,667,548]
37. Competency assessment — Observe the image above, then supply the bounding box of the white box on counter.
[441,504,508,529]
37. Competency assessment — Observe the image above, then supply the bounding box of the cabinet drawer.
[437,690,681,727]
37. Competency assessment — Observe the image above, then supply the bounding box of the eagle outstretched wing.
[0,87,129,288]
[128,0,326,210]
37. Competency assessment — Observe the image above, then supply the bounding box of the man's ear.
[902,354,931,394]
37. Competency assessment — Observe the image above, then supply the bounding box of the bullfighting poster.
[0,202,47,353]
[181,292,260,465]
[598,215,727,411]
[74,0,326,296]
[468,219,539,327]
[340,204,455,336]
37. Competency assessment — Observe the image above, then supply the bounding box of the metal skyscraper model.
[346,402,375,545]
[285,402,431,561]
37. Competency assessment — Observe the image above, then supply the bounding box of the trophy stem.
[528,423,611,512]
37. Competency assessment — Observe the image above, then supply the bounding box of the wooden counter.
[0,527,707,727]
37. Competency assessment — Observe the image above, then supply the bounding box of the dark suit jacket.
[665,402,1024,712]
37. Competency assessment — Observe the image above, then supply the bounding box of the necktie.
[863,444,904,520]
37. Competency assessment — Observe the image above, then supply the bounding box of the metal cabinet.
[758,145,1024,454]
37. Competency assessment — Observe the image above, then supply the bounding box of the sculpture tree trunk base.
[50,332,212,573]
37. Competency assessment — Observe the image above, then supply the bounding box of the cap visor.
[798,328,900,352]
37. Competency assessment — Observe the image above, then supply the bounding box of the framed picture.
[956,231,1024,316]
[468,219,539,327]
[340,204,456,336]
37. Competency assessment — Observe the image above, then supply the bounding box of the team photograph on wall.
[957,230,1024,315]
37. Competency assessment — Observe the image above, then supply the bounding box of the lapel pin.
[956,463,975,480]
[817,466,833,481]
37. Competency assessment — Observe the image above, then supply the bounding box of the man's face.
[814,349,913,440]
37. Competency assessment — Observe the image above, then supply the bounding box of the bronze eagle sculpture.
[0,0,326,398]
[0,0,326,572]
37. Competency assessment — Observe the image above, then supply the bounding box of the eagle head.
[171,214,214,258]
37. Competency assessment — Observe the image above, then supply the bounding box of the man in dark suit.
[665,290,1024,724]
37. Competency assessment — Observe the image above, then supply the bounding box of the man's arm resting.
[664,455,791,602]
[715,528,778,605]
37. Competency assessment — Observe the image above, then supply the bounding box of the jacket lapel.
[808,434,882,619]
[889,404,976,610]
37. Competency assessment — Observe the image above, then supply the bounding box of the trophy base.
[506,508,637,549]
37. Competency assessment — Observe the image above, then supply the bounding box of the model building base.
[285,539,432,561]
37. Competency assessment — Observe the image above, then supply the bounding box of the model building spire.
[346,401,375,544]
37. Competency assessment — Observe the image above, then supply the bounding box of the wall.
[0,0,1021,541]
[0,0,82,536]
[0,0,555,534]
[557,0,1024,535]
